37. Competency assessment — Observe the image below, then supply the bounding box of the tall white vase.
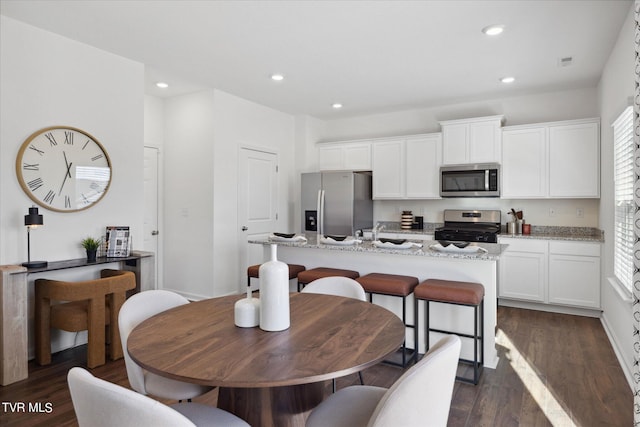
[259,244,290,331]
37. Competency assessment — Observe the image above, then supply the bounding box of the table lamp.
[22,206,47,268]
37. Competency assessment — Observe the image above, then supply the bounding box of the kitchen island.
[249,235,507,369]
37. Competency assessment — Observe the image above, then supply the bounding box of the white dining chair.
[306,335,462,427]
[301,276,367,301]
[118,290,213,400]
[302,276,367,390]
[67,367,249,427]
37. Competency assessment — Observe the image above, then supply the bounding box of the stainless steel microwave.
[440,163,500,197]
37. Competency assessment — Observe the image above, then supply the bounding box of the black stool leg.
[425,300,430,352]
[473,304,479,384]
[414,297,420,362]
[401,295,407,367]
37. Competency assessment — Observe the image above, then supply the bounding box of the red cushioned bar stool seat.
[296,267,360,292]
[247,263,306,289]
[413,279,484,384]
[356,273,419,367]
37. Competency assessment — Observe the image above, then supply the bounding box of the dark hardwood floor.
[0,306,632,426]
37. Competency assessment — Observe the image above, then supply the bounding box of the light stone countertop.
[366,222,604,243]
[249,234,507,261]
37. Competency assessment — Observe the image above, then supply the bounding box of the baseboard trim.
[600,313,634,391]
[498,299,602,318]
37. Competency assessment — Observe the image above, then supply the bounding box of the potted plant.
[81,237,101,262]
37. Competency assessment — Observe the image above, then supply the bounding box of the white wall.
[597,5,635,385]
[319,87,598,142]
[0,16,145,358]
[212,89,295,296]
[161,89,295,299]
[0,16,145,265]
[163,91,216,298]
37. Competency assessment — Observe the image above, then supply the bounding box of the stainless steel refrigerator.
[301,171,373,236]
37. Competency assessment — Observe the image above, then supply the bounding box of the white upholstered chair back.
[368,335,461,427]
[68,367,195,427]
[118,290,190,394]
[301,276,367,301]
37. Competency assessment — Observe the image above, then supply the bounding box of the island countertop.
[249,234,507,261]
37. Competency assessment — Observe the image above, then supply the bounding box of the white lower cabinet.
[499,238,547,302]
[548,241,600,308]
[499,238,601,310]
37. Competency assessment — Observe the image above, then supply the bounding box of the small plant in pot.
[81,237,101,262]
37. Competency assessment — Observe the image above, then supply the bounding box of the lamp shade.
[24,206,44,226]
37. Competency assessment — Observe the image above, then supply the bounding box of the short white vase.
[259,244,290,331]
[234,285,260,328]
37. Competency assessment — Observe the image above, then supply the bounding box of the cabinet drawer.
[499,238,547,253]
[549,241,600,257]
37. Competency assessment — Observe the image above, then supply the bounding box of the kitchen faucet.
[372,222,385,241]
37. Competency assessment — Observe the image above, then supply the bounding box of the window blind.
[612,106,634,292]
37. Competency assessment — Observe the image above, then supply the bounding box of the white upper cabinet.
[318,142,371,171]
[372,138,405,199]
[548,121,600,198]
[501,118,600,199]
[372,134,442,199]
[501,126,547,198]
[440,115,503,164]
[405,134,442,198]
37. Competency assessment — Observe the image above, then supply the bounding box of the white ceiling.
[0,0,632,119]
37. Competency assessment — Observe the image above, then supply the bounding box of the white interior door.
[238,148,278,291]
[143,146,159,289]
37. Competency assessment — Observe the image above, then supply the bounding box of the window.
[612,106,634,293]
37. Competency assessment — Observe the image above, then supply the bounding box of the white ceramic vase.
[259,244,290,331]
[234,284,260,328]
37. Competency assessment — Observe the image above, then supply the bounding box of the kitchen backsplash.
[374,198,599,227]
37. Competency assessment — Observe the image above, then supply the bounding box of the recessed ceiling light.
[332,103,343,109]
[500,76,515,84]
[156,82,169,89]
[271,74,284,81]
[482,25,504,36]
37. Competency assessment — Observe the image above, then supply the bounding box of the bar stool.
[247,263,306,290]
[414,279,484,384]
[356,273,419,368]
[296,267,360,292]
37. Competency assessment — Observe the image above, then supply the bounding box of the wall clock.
[15,126,112,212]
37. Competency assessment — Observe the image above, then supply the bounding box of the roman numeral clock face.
[16,126,112,212]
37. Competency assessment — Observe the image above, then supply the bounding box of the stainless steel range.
[434,209,501,243]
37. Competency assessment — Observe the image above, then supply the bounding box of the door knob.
[151,230,159,236]
[241,226,248,231]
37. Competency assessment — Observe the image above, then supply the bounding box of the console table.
[0,251,154,385]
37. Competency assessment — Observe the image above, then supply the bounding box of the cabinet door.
[406,134,442,198]
[469,121,501,163]
[442,124,468,164]
[318,145,344,171]
[499,238,547,302]
[548,254,600,308]
[344,143,371,171]
[501,127,547,198]
[548,122,599,198]
[372,139,405,199]
[548,241,600,308]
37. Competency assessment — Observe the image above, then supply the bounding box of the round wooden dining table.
[127,292,405,427]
